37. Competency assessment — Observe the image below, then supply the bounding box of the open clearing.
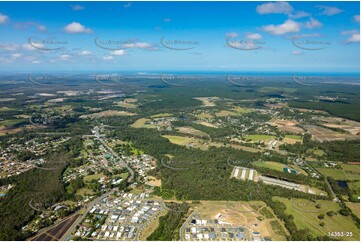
[274,197,360,240]
[244,134,276,142]
[163,135,260,153]
[150,113,173,118]
[131,118,155,128]
[115,98,138,108]
[304,125,358,142]
[194,200,288,241]
[83,110,137,119]
[269,119,305,134]
[194,97,219,107]
[176,126,209,138]
[195,112,213,119]
[83,173,104,182]
[345,202,360,219]
[317,164,359,181]
[194,120,218,128]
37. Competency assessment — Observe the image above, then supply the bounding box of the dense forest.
[147,203,189,241]
[0,137,83,240]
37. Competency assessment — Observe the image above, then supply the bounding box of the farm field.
[304,125,358,142]
[244,134,277,142]
[273,197,360,240]
[317,164,359,181]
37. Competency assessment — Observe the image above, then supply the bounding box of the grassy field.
[163,135,260,153]
[345,202,360,219]
[85,110,137,119]
[215,110,238,117]
[195,112,213,119]
[115,99,138,109]
[254,161,286,171]
[150,113,173,118]
[317,168,348,180]
[274,197,360,240]
[245,134,277,142]
[0,107,14,111]
[317,164,359,181]
[0,119,25,128]
[232,106,252,114]
[176,126,209,138]
[347,181,360,198]
[131,118,152,128]
[284,135,303,140]
[83,173,104,182]
[76,188,95,196]
[340,164,360,180]
[254,161,307,176]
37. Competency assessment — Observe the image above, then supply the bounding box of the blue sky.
[0,1,359,73]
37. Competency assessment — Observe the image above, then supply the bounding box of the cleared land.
[163,135,260,153]
[194,97,219,107]
[245,135,276,142]
[194,200,288,241]
[176,126,209,138]
[317,164,359,181]
[304,125,358,142]
[149,113,173,118]
[274,197,360,240]
[345,202,360,219]
[83,110,137,119]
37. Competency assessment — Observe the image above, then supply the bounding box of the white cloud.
[31,60,41,64]
[291,50,303,55]
[59,54,71,60]
[262,19,300,35]
[246,33,262,40]
[0,43,19,51]
[353,15,360,23]
[110,50,126,56]
[11,53,22,58]
[64,22,93,34]
[163,18,171,23]
[22,43,44,50]
[123,42,154,49]
[15,22,46,32]
[0,13,9,24]
[78,50,92,56]
[103,56,114,60]
[305,18,322,29]
[124,2,132,8]
[256,2,293,15]
[226,32,239,38]
[341,30,360,44]
[71,5,84,11]
[289,11,311,19]
[317,6,342,16]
